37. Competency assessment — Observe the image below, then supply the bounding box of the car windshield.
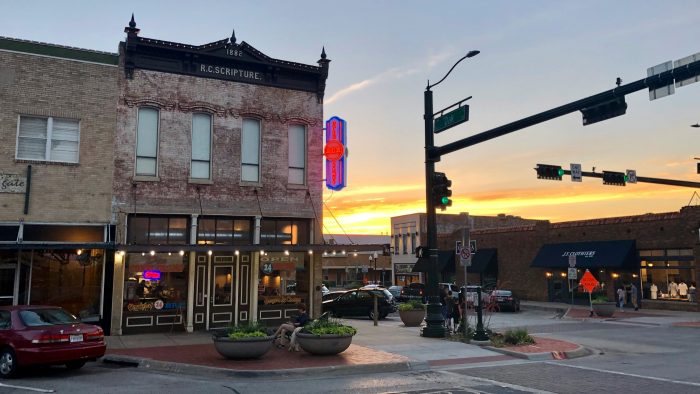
[19,308,79,327]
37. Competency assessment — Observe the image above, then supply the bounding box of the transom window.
[16,115,80,163]
[260,218,310,245]
[127,215,188,245]
[197,217,252,245]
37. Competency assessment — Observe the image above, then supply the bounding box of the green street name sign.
[434,105,469,134]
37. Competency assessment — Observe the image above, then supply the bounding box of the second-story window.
[16,116,80,163]
[288,124,306,185]
[241,118,260,182]
[136,107,159,176]
[191,113,212,179]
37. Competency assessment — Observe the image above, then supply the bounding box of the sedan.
[489,290,521,312]
[322,288,396,320]
[0,305,106,378]
[322,290,348,302]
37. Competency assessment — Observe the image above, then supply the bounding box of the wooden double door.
[192,253,252,330]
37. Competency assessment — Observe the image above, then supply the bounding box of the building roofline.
[0,36,118,65]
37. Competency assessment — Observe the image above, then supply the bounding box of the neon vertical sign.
[324,116,347,191]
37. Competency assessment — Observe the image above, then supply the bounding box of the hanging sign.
[325,116,347,191]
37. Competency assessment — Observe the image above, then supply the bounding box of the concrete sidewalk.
[102,317,538,377]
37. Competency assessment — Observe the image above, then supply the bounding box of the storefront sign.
[325,116,347,191]
[395,263,415,274]
[142,270,161,280]
[196,63,263,82]
[0,174,27,193]
[561,251,596,258]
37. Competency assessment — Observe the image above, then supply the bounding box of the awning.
[467,248,497,273]
[412,251,453,273]
[530,240,639,269]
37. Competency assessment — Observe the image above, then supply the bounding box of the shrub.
[302,317,357,336]
[502,328,535,346]
[592,295,610,304]
[225,320,268,340]
[398,299,425,311]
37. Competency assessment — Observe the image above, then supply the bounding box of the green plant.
[502,328,535,346]
[302,318,357,336]
[591,295,610,304]
[225,320,268,340]
[398,299,425,311]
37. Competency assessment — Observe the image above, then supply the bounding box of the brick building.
[463,206,700,311]
[110,18,334,334]
[0,37,118,326]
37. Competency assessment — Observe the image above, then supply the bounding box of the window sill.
[287,184,308,190]
[240,181,262,187]
[133,176,160,182]
[15,159,79,166]
[189,178,213,185]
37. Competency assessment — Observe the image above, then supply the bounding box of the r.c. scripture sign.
[0,174,27,193]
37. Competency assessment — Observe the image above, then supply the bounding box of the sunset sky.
[4,1,699,235]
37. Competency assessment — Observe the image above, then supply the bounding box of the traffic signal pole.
[430,57,700,160]
[422,87,447,338]
[561,169,700,188]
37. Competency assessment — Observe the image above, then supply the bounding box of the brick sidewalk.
[107,343,409,371]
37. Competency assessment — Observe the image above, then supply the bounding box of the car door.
[334,291,356,316]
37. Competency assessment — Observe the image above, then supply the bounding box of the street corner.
[484,336,590,361]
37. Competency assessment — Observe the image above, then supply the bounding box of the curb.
[483,345,591,361]
[102,354,428,378]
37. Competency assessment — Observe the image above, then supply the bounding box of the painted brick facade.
[0,46,117,223]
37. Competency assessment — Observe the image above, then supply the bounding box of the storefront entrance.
[193,253,252,330]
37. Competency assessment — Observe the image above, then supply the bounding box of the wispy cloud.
[325,51,453,105]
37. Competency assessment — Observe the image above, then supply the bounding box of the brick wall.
[0,50,117,223]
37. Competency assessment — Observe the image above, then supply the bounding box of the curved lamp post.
[422,50,479,338]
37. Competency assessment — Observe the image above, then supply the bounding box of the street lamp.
[369,252,379,284]
[423,50,480,338]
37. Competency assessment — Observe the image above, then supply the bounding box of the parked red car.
[0,305,106,378]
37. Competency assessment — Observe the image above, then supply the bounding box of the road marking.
[545,362,700,387]
[439,370,556,394]
[0,382,55,393]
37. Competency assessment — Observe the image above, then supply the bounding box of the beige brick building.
[0,37,118,323]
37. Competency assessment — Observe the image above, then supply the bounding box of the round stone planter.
[295,332,354,355]
[212,334,275,359]
[592,302,616,318]
[399,309,425,327]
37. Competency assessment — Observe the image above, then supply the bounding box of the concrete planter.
[592,302,616,318]
[399,309,425,327]
[296,332,354,355]
[212,334,275,359]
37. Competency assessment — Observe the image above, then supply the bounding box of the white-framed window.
[288,124,306,185]
[136,107,159,176]
[191,113,212,179]
[241,118,260,182]
[16,115,80,163]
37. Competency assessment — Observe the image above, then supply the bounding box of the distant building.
[321,234,391,287]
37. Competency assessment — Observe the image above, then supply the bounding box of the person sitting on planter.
[273,304,309,350]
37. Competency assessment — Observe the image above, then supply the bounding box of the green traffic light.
[441,196,450,205]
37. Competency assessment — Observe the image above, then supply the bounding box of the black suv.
[322,288,397,320]
[398,282,426,302]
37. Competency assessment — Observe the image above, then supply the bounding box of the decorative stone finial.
[129,13,136,28]
[231,28,236,44]
[321,46,327,59]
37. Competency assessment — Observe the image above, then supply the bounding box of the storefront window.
[258,252,308,305]
[640,249,696,302]
[29,250,103,321]
[123,252,188,314]
[197,217,253,245]
[127,215,189,245]
[260,218,310,246]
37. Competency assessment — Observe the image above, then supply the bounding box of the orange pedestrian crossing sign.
[579,270,599,293]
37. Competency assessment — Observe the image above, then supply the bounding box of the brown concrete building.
[464,206,700,311]
[110,18,333,334]
[321,235,391,288]
[0,37,118,326]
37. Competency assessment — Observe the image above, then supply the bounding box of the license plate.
[70,334,83,343]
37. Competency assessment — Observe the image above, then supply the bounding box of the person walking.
[630,283,639,311]
[616,286,625,312]
[445,291,456,332]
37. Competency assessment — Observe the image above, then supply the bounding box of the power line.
[323,200,354,245]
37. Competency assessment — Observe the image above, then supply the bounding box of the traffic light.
[433,172,452,210]
[535,164,564,180]
[581,97,628,126]
[602,171,627,186]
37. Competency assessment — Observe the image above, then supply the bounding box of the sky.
[3,1,699,235]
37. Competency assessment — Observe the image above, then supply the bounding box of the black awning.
[467,248,497,273]
[412,251,453,273]
[530,240,639,269]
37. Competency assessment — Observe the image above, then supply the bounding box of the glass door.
[209,255,235,329]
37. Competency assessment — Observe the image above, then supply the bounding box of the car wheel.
[368,310,377,320]
[0,348,17,379]
[66,360,86,370]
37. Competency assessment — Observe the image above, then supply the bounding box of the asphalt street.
[2,307,699,394]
